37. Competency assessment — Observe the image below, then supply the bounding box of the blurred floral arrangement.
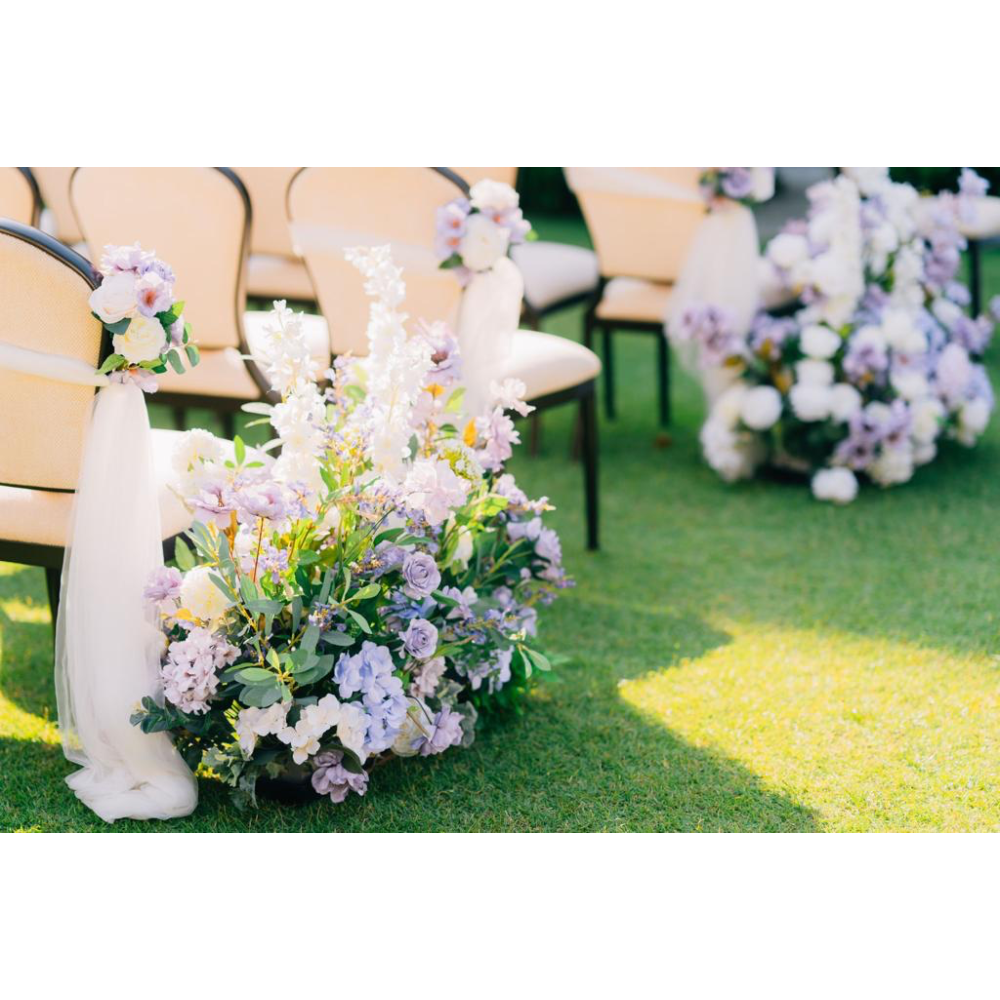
[435,178,534,281]
[678,168,998,503]
[699,168,775,208]
[88,242,198,392]
[132,246,569,808]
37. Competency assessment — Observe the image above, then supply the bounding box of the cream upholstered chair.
[70,167,330,435]
[566,167,706,426]
[455,167,600,328]
[31,167,83,247]
[957,198,1000,315]
[0,221,193,623]
[289,167,602,549]
[0,168,40,226]
[234,167,316,302]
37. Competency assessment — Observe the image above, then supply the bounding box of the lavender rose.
[401,552,440,598]
[311,751,368,803]
[403,617,438,660]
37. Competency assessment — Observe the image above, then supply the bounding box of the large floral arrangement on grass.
[679,167,998,503]
[132,246,569,808]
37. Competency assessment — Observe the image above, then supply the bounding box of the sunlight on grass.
[618,619,1000,831]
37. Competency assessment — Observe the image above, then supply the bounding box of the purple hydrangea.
[412,704,464,756]
[334,640,396,700]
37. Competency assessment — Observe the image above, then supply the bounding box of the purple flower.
[311,751,368,803]
[191,483,238,528]
[720,168,753,200]
[434,197,470,259]
[134,270,174,318]
[144,566,182,605]
[401,552,441,599]
[402,617,438,660]
[169,315,186,346]
[99,242,153,276]
[412,704,464,756]
[236,482,287,522]
[843,341,889,386]
[475,408,520,472]
[959,168,989,200]
[334,640,396,700]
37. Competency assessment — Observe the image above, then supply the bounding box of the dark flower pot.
[256,763,321,805]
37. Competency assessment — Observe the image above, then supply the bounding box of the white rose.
[767,233,810,271]
[112,313,167,364]
[739,385,782,430]
[890,367,930,401]
[868,443,914,486]
[811,467,858,504]
[911,397,944,443]
[828,383,862,422]
[459,213,510,272]
[179,565,235,623]
[790,382,832,422]
[801,324,842,360]
[469,179,519,213]
[89,271,137,324]
[880,309,926,355]
[795,359,835,386]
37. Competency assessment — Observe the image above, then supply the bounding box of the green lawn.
[3,219,1000,832]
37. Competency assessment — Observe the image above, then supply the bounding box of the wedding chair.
[288,167,602,549]
[234,167,316,302]
[0,168,41,226]
[31,167,84,247]
[455,167,600,328]
[70,167,330,434]
[0,221,194,624]
[566,167,706,426]
[960,201,1000,315]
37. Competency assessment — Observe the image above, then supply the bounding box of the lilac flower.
[440,585,478,621]
[951,315,993,356]
[434,197,470,259]
[311,751,368,803]
[945,281,972,307]
[169,316,186,346]
[748,315,797,361]
[720,168,753,200]
[160,627,239,714]
[334,640,396,700]
[142,257,176,284]
[260,542,290,584]
[475,407,520,472]
[402,617,438,660]
[144,566,182,605]
[411,656,446,697]
[99,242,153,276]
[236,482,287,522]
[363,680,408,753]
[675,304,743,368]
[190,482,238,528]
[134,270,174,318]
[535,526,562,565]
[843,340,889,386]
[401,552,441,599]
[412,704,464,756]
[959,167,989,199]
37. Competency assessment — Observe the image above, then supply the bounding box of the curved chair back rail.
[288,167,468,357]
[452,167,518,189]
[70,167,251,352]
[234,167,302,258]
[0,222,103,491]
[31,166,82,244]
[566,167,705,283]
[0,168,41,227]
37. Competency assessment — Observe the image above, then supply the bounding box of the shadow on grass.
[0,565,56,722]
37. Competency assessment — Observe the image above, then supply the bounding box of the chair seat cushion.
[0,429,193,549]
[511,241,599,312]
[595,277,672,324]
[247,253,316,301]
[244,309,331,373]
[495,329,601,401]
[960,196,1000,241]
[156,345,261,399]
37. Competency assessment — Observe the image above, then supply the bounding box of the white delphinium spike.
[253,300,320,398]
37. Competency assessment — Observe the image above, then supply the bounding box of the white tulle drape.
[456,256,523,417]
[50,382,198,822]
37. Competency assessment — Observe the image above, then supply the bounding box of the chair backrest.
[233,167,301,257]
[288,167,467,356]
[454,167,518,188]
[0,222,104,491]
[565,167,706,283]
[0,168,40,227]
[71,168,250,350]
[31,167,83,244]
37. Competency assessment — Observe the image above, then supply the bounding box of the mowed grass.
[2,219,1000,832]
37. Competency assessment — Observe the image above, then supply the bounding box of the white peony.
[828,383,862,422]
[459,213,510,271]
[869,443,914,486]
[469,179,520,213]
[739,385,782,430]
[911,396,945,443]
[880,309,926,355]
[801,324,842,360]
[713,383,749,427]
[851,324,886,352]
[89,271,137,325]
[795,359,835,386]
[957,397,991,444]
[767,232,810,271]
[179,565,235,623]
[700,417,762,482]
[789,381,832,422]
[112,313,167,364]
[811,467,858,504]
[890,367,930,401]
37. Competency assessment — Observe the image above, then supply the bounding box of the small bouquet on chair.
[698,168,775,209]
[88,242,200,392]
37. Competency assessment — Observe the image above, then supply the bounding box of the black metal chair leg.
[657,333,671,427]
[601,327,616,419]
[45,564,61,627]
[221,410,237,440]
[969,239,982,316]
[581,386,599,551]
[173,407,186,431]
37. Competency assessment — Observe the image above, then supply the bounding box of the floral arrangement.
[434,178,534,281]
[132,246,569,808]
[699,168,775,208]
[679,168,998,503]
[88,242,199,392]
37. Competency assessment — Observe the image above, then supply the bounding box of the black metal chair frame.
[0,220,184,626]
[12,168,41,227]
[583,276,670,428]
